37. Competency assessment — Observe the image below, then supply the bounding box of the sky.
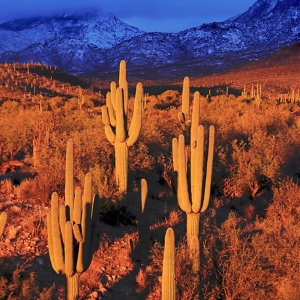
[0,0,257,33]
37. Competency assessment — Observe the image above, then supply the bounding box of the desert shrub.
[154,90,180,109]
[254,178,300,298]
[0,103,34,162]
[221,130,287,199]
[0,179,13,195]
[48,96,66,110]
[203,178,300,299]
[0,266,55,300]
[63,97,78,112]
[203,212,272,300]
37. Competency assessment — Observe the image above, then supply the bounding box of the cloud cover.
[0,0,257,32]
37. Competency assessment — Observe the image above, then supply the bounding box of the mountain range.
[0,0,299,80]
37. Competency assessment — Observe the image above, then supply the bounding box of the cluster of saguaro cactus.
[101,60,143,192]
[277,89,300,104]
[173,91,215,246]
[0,211,7,236]
[47,139,100,300]
[162,227,175,300]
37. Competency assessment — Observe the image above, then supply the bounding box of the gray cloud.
[0,0,257,32]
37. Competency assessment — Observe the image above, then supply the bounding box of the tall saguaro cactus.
[162,227,176,300]
[0,211,7,236]
[173,92,215,246]
[102,60,143,192]
[47,139,100,300]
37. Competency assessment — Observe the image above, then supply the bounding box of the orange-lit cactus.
[47,139,99,300]
[101,60,143,192]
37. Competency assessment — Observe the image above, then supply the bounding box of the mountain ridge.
[0,0,299,79]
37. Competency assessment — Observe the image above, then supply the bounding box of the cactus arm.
[127,82,143,147]
[88,194,100,263]
[73,187,82,225]
[77,173,92,272]
[110,81,117,111]
[101,106,116,144]
[122,81,129,116]
[115,87,126,143]
[106,92,116,127]
[162,227,176,300]
[59,205,66,242]
[181,76,190,121]
[50,192,65,274]
[0,212,7,236]
[73,224,83,242]
[65,138,74,222]
[47,213,58,273]
[192,125,204,213]
[119,60,126,88]
[178,134,192,214]
[65,221,75,278]
[172,138,179,173]
[190,92,200,194]
[201,125,215,212]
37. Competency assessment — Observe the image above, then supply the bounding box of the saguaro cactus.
[162,227,176,300]
[47,139,100,300]
[138,178,150,265]
[0,211,7,236]
[102,60,143,192]
[173,92,215,246]
[178,76,190,124]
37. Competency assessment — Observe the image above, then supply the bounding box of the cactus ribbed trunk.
[162,228,176,300]
[186,213,200,247]
[115,140,128,192]
[66,273,79,300]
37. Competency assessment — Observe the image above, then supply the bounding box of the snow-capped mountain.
[0,0,299,80]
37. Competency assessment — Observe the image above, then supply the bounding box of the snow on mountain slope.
[0,0,299,79]
[0,12,144,54]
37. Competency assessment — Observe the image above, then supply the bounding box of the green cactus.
[173,92,215,246]
[0,211,7,236]
[101,60,143,192]
[162,227,175,300]
[178,76,190,124]
[47,138,100,300]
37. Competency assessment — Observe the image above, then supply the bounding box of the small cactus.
[0,211,7,236]
[162,227,175,300]
[138,179,150,265]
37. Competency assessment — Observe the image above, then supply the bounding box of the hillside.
[1,57,300,299]
[190,42,300,97]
